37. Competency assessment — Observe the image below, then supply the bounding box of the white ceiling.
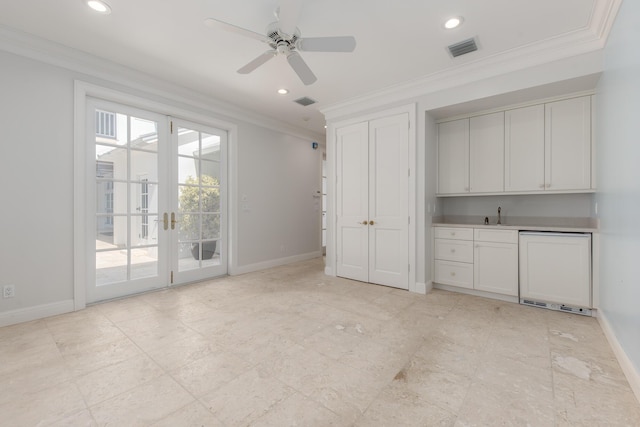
[0,0,615,135]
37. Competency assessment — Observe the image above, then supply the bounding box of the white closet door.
[368,114,409,289]
[336,122,369,282]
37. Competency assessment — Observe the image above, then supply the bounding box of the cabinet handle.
[451,249,456,253]
[450,272,456,277]
[450,232,456,236]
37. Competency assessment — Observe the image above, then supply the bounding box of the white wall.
[595,0,640,379]
[235,124,322,268]
[440,193,595,220]
[0,51,75,311]
[0,45,323,321]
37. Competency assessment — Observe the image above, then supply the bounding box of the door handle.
[369,220,375,225]
[361,220,368,225]
[163,213,168,230]
[171,212,177,230]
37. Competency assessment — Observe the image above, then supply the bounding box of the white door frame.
[326,104,417,292]
[73,81,237,309]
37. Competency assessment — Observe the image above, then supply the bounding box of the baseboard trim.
[413,281,428,295]
[598,310,640,404]
[433,283,519,304]
[0,300,75,328]
[425,280,433,293]
[229,251,322,276]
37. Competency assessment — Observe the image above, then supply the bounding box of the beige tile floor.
[1,257,639,426]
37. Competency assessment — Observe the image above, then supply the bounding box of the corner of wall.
[598,309,640,404]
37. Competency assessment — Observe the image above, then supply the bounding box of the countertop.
[432,215,598,233]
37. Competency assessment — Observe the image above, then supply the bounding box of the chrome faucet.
[497,207,502,225]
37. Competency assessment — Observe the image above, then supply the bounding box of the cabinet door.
[469,112,504,193]
[474,242,518,296]
[545,97,591,191]
[438,119,469,194]
[505,105,545,192]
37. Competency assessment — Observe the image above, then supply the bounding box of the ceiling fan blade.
[238,50,277,74]
[277,0,302,37]
[286,51,317,85]
[297,36,357,52]
[204,18,269,43]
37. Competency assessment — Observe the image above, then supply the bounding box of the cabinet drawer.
[474,228,518,243]
[435,260,473,289]
[434,227,473,241]
[435,239,473,263]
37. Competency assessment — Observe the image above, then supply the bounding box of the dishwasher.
[519,232,592,316]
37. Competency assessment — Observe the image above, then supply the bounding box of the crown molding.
[321,0,621,121]
[0,24,324,143]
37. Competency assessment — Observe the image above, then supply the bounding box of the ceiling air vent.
[448,37,478,58]
[294,97,317,107]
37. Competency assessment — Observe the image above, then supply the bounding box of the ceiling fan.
[204,0,356,85]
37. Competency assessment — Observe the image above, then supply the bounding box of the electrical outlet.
[3,284,15,298]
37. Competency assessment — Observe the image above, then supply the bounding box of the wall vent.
[448,37,478,58]
[294,97,317,107]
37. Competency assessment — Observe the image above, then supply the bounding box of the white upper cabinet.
[469,112,504,193]
[438,118,469,194]
[545,96,592,191]
[505,105,545,192]
[437,94,593,196]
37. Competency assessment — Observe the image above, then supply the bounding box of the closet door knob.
[361,221,368,225]
[369,220,375,225]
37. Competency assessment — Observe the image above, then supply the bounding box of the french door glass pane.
[96,250,127,286]
[95,109,160,286]
[130,116,158,151]
[177,127,222,272]
[96,181,126,215]
[131,247,158,280]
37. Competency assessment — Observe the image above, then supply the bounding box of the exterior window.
[141,179,149,239]
[96,161,114,227]
[105,181,114,225]
[96,110,117,139]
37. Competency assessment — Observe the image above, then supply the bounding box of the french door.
[87,99,227,303]
[335,113,409,289]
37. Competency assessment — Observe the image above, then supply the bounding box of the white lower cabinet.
[473,229,518,296]
[435,260,473,289]
[434,227,518,297]
[434,227,473,289]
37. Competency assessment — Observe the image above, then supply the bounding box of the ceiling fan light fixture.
[444,17,463,29]
[277,88,289,95]
[87,0,111,14]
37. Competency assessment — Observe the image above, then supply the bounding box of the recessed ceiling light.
[277,88,289,95]
[87,0,111,14]
[444,17,463,29]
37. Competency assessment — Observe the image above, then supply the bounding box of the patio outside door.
[172,119,227,284]
[87,99,227,303]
